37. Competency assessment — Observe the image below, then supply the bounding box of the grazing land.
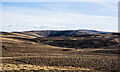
[0,30,120,72]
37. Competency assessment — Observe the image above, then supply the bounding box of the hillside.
[0,30,120,72]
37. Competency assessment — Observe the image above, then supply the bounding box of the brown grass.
[1,32,120,72]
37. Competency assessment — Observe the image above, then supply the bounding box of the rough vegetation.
[0,30,120,72]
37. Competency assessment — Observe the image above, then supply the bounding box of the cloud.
[2,4,118,32]
[96,2,118,12]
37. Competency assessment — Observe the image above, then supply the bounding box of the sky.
[1,2,119,32]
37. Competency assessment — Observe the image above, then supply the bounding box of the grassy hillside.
[1,31,120,72]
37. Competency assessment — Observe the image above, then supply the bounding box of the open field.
[0,31,120,72]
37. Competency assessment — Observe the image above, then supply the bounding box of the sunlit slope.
[1,32,73,57]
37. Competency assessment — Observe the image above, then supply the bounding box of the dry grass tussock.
[1,63,90,71]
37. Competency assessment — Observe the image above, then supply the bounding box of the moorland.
[0,29,120,72]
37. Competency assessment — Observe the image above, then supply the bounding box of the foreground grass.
[1,63,91,71]
[1,55,120,72]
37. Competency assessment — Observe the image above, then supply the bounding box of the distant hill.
[13,29,113,37]
[77,29,112,34]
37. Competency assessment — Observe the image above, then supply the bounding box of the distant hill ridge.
[12,29,113,37]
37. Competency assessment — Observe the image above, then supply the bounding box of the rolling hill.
[1,30,120,72]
